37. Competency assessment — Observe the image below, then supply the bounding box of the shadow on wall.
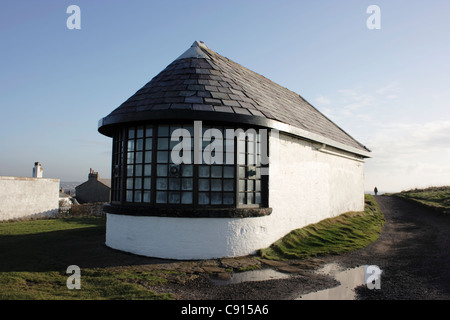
[0,209,59,222]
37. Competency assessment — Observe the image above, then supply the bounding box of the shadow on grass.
[0,219,173,273]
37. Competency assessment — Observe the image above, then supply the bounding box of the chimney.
[32,162,43,178]
[88,168,99,180]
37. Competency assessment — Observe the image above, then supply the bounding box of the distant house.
[75,169,111,204]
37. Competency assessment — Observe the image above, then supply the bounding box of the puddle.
[298,263,366,300]
[210,268,291,286]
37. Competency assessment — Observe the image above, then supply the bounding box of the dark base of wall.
[103,203,272,218]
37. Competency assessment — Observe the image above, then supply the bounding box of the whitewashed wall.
[0,176,60,221]
[105,132,366,259]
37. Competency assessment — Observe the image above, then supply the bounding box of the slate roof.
[99,41,370,156]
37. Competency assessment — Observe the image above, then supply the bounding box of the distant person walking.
[374,187,378,195]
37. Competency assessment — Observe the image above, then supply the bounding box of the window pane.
[135,178,142,189]
[255,180,261,192]
[169,178,180,190]
[157,151,168,163]
[145,151,152,163]
[247,154,256,165]
[136,152,143,163]
[136,127,144,138]
[156,178,167,190]
[211,179,222,191]
[158,125,169,137]
[145,126,153,137]
[156,191,167,204]
[127,140,135,152]
[144,178,151,189]
[157,164,168,176]
[199,179,210,191]
[134,191,142,202]
[199,165,210,177]
[184,125,194,136]
[128,128,135,139]
[144,165,152,176]
[211,166,222,177]
[158,138,169,150]
[126,191,133,202]
[255,192,261,204]
[239,167,245,178]
[168,192,180,204]
[247,180,254,191]
[239,180,245,192]
[181,192,193,204]
[181,165,193,177]
[127,152,134,163]
[135,165,142,176]
[238,193,245,205]
[224,166,234,178]
[127,165,134,176]
[145,138,152,150]
[223,193,234,205]
[182,178,193,190]
[136,139,143,151]
[126,178,133,189]
[247,192,255,204]
[238,153,245,165]
[198,192,209,205]
[223,179,234,191]
[143,191,151,203]
[211,193,222,205]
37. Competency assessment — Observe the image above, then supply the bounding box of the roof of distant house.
[99,41,370,157]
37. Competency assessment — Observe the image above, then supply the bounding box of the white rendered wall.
[105,132,366,259]
[0,176,60,221]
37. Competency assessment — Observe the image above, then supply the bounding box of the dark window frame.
[110,122,269,209]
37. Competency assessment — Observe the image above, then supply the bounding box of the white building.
[98,41,371,259]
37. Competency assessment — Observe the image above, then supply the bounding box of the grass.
[391,186,450,212]
[1,196,386,298]
[259,194,385,260]
[0,217,174,300]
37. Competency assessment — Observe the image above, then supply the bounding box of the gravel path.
[156,195,450,300]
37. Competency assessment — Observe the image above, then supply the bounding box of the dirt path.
[351,195,450,299]
[155,195,450,300]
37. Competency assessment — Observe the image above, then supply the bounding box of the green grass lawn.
[1,196,385,299]
[259,194,385,260]
[392,186,450,212]
[0,217,173,300]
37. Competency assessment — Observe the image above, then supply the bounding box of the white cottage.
[98,41,371,259]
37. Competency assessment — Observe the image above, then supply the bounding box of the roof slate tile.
[105,41,369,153]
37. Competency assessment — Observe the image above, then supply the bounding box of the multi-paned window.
[125,126,152,203]
[111,123,268,208]
[237,130,263,206]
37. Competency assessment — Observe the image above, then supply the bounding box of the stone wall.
[67,202,106,217]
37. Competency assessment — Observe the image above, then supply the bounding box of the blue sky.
[1,1,449,192]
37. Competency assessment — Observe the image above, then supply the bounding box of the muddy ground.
[144,195,450,300]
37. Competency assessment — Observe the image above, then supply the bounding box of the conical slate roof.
[98,41,370,156]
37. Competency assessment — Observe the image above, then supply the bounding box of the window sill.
[103,203,272,218]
